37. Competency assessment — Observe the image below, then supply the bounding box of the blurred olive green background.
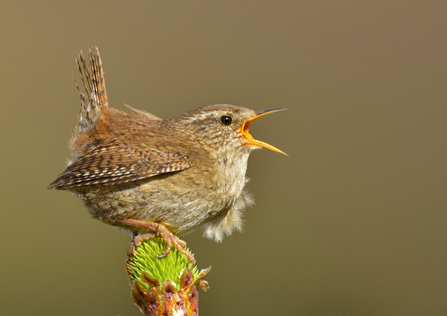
[1,1,446,315]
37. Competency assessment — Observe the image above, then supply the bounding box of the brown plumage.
[49,47,286,260]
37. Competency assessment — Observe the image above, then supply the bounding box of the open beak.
[238,108,288,156]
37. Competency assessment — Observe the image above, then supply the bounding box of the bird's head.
[176,104,287,158]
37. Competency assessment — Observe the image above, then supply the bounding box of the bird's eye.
[220,116,233,126]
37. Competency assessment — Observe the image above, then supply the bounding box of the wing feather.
[48,145,192,189]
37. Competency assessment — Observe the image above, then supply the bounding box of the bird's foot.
[118,218,194,263]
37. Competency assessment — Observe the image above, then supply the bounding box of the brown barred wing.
[48,146,192,189]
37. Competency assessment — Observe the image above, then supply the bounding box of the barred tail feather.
[75,47,109,134]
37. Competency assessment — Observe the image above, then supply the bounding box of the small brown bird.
[49,48,286,261]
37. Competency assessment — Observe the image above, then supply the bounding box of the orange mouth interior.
[239,108,287,156]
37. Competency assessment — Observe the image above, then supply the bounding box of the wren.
[49,47,286,261]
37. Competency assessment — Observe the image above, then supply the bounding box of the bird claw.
[129,232,155,255]
[119,218,195,263]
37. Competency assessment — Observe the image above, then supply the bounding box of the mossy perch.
[126,237,211,315]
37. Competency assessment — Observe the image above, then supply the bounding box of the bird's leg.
[118,218,194,263]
